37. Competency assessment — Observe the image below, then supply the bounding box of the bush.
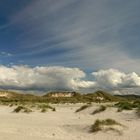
[92,105,106,115]
[91,119,122,134]
[24,108,32,113]
[38,103,56,112]
[115,102,133,112]
[91,119,102,132]
[52,108,56,111]
[41,108,47,113]
[13,106,32,113]
[9,103,14,107]
[136,107,140,117]
[75,104,90,112]
[13,106,25,113]
[133,101,140,108]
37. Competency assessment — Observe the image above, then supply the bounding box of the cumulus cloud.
[0,66,140,93]
[92,69,140,89]
[0,65,94,91]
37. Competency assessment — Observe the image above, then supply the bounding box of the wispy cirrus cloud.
[0,0,140,93]
[4,0,138,73]
[0,51,13,57]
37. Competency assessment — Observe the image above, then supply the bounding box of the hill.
[115,94,140,100]
[0,90,129,103]
[84,90,125,102]
[0,90,38,102]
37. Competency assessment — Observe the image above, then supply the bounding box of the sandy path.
[0,104,139,140]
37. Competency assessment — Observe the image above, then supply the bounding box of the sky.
[0,0,140,94]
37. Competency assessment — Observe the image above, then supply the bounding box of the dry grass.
[13,105,32,113]
[75,104,91,112]
[90,119,123,135]
[37,103,56,112]
[92,105,106,115]
[115,102,133,112]
[136,107,140,118]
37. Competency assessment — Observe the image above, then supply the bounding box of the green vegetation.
[115,101,140,112]
[41,108,47,113]
[133,100,140,108]
[37,103,56,112]
[0,90,139,106]
[136,107,140,117]
[12,103,55,113]
[116,94,140,101]
[85,90,125,102]
[13,105,32,113]
[91,119,123,134]
[92,105,106,115]
[0,90,125,104]
[24,108,33,113]
[115,102,133,112]
[75,104,91,112]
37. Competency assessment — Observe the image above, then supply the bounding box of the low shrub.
[133,101,140,108]
[91,119,123,134]
[38,104,56,112]
[24,108,32,113]
[13,105,32,113]
[41,108,47,113]
[136,107,140,117]
[13,106,25,113]
[115,102,133,112]
[92,105,106,115]
[75,104,91,112]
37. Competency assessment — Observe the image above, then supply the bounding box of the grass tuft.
[91,119,123,134]
[13,105,32,113]
[136,107,140,117]
[37,103,56,112]
[41,108,47,113]
[75,104,91,112]
[115,102,133,112]
[92,105,106,115]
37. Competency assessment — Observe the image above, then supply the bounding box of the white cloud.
[0,65,94,91]
[92,69,140,89]
[0,65,140,93]
[121,72,140,87]
[92,69,125,88]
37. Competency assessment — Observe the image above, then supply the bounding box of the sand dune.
[0,104,139,140]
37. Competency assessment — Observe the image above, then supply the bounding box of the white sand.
[0,104,139,140]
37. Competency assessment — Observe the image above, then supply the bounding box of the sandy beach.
[0,104,139,140]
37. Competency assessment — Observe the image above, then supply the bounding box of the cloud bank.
[92,69,140,89]
[0,65,140,94]
[0,65,94,91]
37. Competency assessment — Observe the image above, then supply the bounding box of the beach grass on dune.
[37,103,56,112]
[13,105,32,113]
[90,119,123,134]
[92,105,106,115]
[115,102,134,112]
[136,107,140,117]
[114,101,140,112]
[75,104,91,112]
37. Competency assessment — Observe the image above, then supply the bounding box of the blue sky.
[0,0,140,93]
[0,0,140,72]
